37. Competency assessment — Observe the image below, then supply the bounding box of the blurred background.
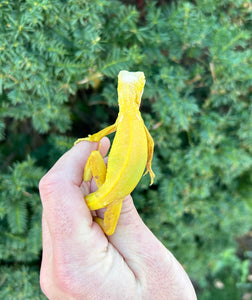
[0,0,251,299]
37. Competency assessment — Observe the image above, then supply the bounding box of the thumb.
[108,196,197,300]
[108,194,156,255]
[111,194,146,237]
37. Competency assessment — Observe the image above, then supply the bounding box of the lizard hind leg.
[83,150,106,188]
[83,150,123,235]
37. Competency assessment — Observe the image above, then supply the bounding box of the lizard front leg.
[143,125,155,185]
[74,123,117,145]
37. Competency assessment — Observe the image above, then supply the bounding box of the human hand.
[39,138,197,299]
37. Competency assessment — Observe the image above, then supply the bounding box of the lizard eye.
[135,88,144,107]
[134,73,145,107]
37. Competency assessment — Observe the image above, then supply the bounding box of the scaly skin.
[74,70,155,235]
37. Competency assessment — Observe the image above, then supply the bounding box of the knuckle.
[39,173,61,200]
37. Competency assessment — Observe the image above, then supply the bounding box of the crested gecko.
[74,70,155,235]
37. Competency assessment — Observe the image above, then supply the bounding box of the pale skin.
[39,138,197,299]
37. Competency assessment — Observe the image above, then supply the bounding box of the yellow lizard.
[75,70,155,235]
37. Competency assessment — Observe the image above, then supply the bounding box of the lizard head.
[118,71,145,107]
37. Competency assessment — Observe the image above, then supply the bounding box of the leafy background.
[0,0,252,299]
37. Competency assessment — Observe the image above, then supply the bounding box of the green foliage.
[0,158,45,298]
[0,0,251,298]
[0,157,44,261]
[199,248,250,300]
[0,265,46,300]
